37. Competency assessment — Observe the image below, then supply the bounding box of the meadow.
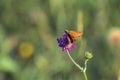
[0,0,120,80]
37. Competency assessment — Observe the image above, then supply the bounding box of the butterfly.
[65,30,82,43]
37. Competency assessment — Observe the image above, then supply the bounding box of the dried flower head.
[107,28,120,46]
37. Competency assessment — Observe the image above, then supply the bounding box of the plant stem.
[66,50,89,80]
[66,50,83,71]
[83,71,88,80]
[83,59,89,80]
[84,59,89,72]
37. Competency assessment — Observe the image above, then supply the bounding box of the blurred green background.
[0,0,120,80]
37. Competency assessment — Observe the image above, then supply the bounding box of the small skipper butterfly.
[65,30,82,43]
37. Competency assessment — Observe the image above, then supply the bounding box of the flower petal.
[57,31,77,52]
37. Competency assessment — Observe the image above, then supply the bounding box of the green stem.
[83,59,89,80]
[66,50,89,80]
[66,50,83,71]
[83,71,88,80]
[84,59,89,72]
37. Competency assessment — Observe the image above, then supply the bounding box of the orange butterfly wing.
[68,30,82,38]
[65,30,82,43]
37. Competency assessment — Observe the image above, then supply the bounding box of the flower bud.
[85,52,93,59]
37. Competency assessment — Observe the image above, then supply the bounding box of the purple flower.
[57,32,76,51]
[63,43,76,51]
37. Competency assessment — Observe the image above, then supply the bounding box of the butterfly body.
[65,30,82,43]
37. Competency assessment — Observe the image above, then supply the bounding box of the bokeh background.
[0,0,120,80]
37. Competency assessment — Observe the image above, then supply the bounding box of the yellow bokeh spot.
[19,42,34,58]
